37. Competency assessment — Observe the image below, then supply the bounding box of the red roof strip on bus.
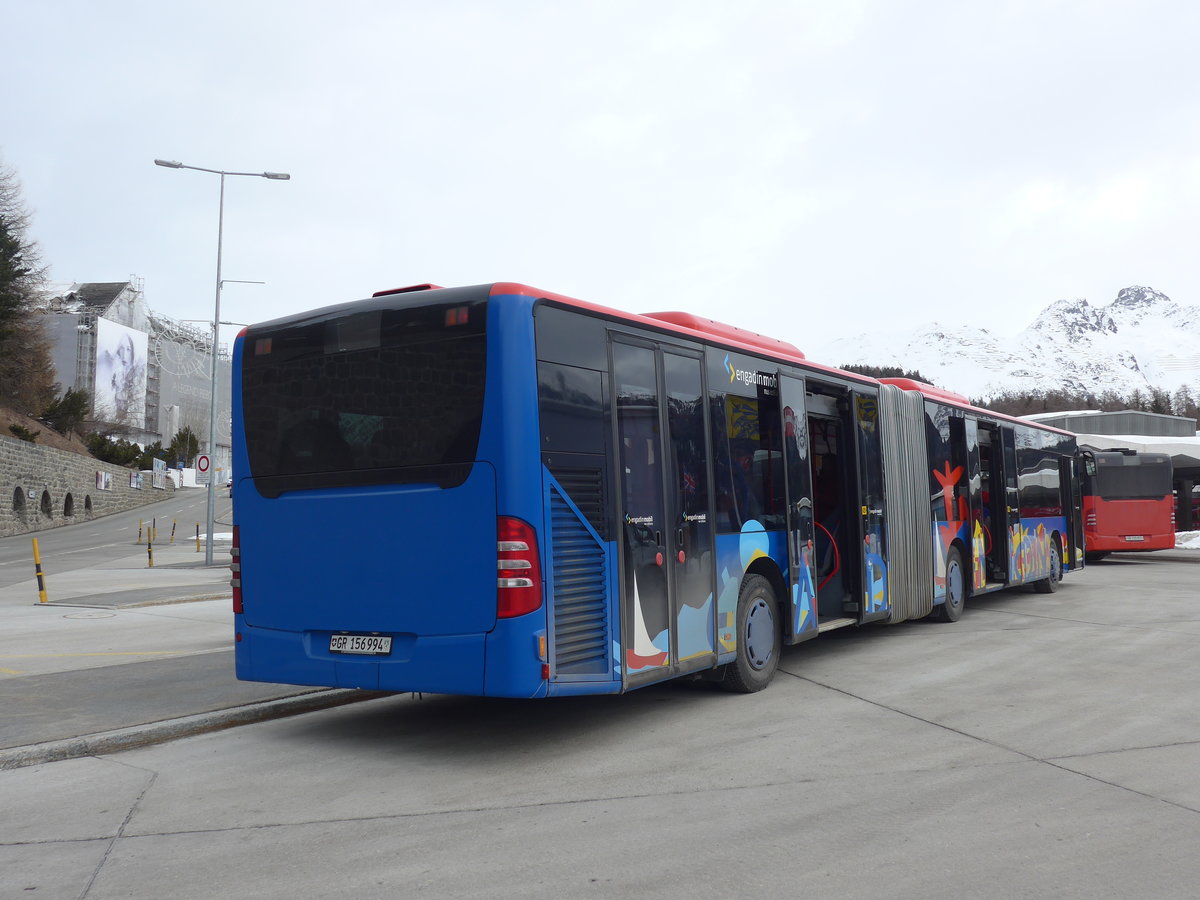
[878,377,1075,437]
[878,378,970,405]
[641,311,805,359]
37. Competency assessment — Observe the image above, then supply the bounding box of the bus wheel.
[721,575,781,693]
[1034,543,1062,594]
[938,547,966,622]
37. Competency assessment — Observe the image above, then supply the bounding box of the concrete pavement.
[0,535,380,769]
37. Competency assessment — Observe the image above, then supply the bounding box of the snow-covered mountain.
[815,286,1200,400]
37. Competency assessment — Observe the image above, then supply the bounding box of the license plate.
[329,633,392,655]
[1124,535,1146,542]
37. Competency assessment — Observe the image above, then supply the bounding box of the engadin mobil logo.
[724,353,778,389]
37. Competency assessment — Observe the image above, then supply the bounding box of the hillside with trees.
[843,360,1199,423]
[974,386,1198,421]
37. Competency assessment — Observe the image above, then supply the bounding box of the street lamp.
[154,159,290,565]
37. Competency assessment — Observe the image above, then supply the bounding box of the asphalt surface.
[4,546,1198,899]
[0,495,380,769]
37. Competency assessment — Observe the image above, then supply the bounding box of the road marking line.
[0,667,24,675]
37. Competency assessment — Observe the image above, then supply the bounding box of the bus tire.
[937,546,966,622]
[1034,543,1062,594]
[721,574,781,693]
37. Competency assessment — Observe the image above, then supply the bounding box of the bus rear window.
[241,296,487,497]
[1092,460,1172,501]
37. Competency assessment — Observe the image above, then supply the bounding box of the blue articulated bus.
[231,282,1083,698]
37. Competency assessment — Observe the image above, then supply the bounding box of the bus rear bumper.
[1086,531,1176,552]
[236,623,488,696]
[235,617,620,698]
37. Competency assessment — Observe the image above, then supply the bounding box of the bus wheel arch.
[937,543,967,622]
[1034,533,1063,594]
[747,556,788,635]
[721,572,782,693]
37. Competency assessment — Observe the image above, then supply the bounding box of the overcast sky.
[5,0,1200,358]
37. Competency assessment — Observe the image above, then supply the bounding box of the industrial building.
[37,278,232,472]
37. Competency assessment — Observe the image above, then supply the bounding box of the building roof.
[69,282,133,310]
[1026,409,1197,438]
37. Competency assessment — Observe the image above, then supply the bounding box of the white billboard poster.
[94,317,148,426]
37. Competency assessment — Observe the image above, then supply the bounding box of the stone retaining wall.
[0,435,175,537]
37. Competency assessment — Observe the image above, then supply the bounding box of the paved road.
[0,487,227,589]
[2,550,1198,899]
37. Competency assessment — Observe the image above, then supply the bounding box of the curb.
[0,689,391,770]
[45,591,231,610]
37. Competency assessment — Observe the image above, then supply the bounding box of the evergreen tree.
[0,160,54,413]
[136,440,166,471]
[42,387,91,438]
[85,432,142,466]
[168,426,200,467]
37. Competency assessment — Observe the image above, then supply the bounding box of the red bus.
[1080,449,1174,561]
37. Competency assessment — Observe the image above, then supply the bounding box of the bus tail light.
[497,517,542,618]
[231,525,243,614]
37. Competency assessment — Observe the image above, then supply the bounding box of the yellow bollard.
[136,520,144,545]
[152,517,157,544]
[32,538,48,604]
[147,537,154,568]
[195,523,201,553]
[170,520,177,544]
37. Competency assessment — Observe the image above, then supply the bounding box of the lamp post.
[154,159,290,565]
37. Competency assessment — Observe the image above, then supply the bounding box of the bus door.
[1000,426,1021,581]
[977,423,1011,586]
[852,391,889,622]
[611,338,716,689]
[808,398,855,623]
[779,374,816,642]
[1061,455,1084,568]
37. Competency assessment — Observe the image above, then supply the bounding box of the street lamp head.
[154,159,184,168]
[263,172,291,180]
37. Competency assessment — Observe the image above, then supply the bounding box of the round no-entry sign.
[197,455,210,473]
